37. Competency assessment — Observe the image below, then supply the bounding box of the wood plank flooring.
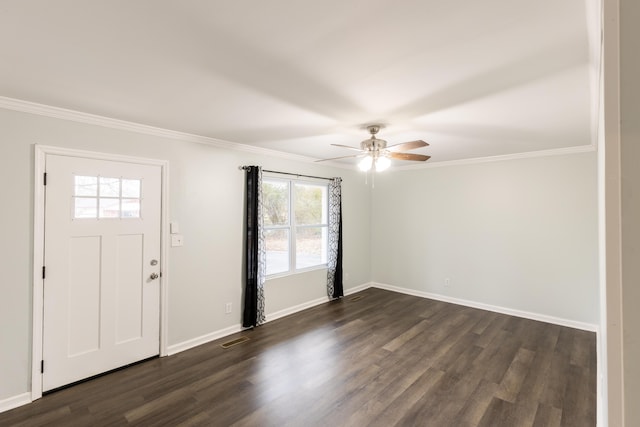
[0,288,596,426]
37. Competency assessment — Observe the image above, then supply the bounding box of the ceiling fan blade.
[314,154,364,162]
[388,152,431,161]
[387,140,429,152]
[330,143,363,152]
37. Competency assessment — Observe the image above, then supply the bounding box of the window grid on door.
[73,175,142,219]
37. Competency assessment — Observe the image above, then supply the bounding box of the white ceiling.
[0,1,598,165]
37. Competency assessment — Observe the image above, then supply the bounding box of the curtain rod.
[240,166,339,182]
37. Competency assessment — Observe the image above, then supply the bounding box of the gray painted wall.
[0,107,372,401]
[370,153,599,325]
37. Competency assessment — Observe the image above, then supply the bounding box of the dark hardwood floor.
[0,288,596,426]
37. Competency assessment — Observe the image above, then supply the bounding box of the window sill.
[266,264,328,281]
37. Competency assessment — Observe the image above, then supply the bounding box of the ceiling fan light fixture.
[317,124,430,171]
[375,156,390,171]
[358,156,373,171]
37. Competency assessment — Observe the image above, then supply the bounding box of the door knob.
[150,273,159,280]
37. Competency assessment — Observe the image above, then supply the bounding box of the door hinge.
[42,266,46,279]
[41,360,44,373]
[43,172,47,185]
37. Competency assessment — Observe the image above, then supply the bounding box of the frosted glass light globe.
[375,156,390,171]
[358,156,373,171]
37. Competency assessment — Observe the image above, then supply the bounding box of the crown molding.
[0,96,318,164]
[395,144,597,171]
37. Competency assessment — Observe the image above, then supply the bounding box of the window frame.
[262,174,329,279]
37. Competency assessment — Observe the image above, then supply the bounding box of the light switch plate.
[170,222,180,234]
[171,234,184,247]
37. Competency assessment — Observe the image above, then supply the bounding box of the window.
[73,175,142,219]
[262,177,329,276]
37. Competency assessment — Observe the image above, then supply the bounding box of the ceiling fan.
[317,125,431,171]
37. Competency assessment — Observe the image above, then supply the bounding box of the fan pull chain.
[363,170,375,188]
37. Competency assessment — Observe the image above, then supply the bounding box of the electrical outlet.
[344,272,350,282]
[225,302,232,314]
[444,278,451,287]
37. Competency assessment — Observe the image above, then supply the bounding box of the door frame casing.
[31,144,170,401]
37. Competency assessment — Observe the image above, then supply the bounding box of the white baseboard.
[266,296,330,323]
[372,282,598,332]
[168,282,374,356]
[167,324,243,355]
[266,282,374,323]
[344,282,373,295]
[0,392,31,414]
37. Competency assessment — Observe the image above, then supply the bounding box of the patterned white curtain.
[327,177,343,299]
[243,166,266,327]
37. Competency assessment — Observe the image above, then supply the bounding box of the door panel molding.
[31,144,169,401]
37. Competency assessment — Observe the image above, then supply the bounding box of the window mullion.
[118,177,123,219]
[264,225,290,230]
[289,180,296,272]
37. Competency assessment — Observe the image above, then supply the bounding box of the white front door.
[42,154,162,392]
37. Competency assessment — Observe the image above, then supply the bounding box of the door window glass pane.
[99,198,120,218]
[74,197,98,219]
[122,179,141,198]
[75,176,98,196]
[121,199,141,218]
[100,177,120,197]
